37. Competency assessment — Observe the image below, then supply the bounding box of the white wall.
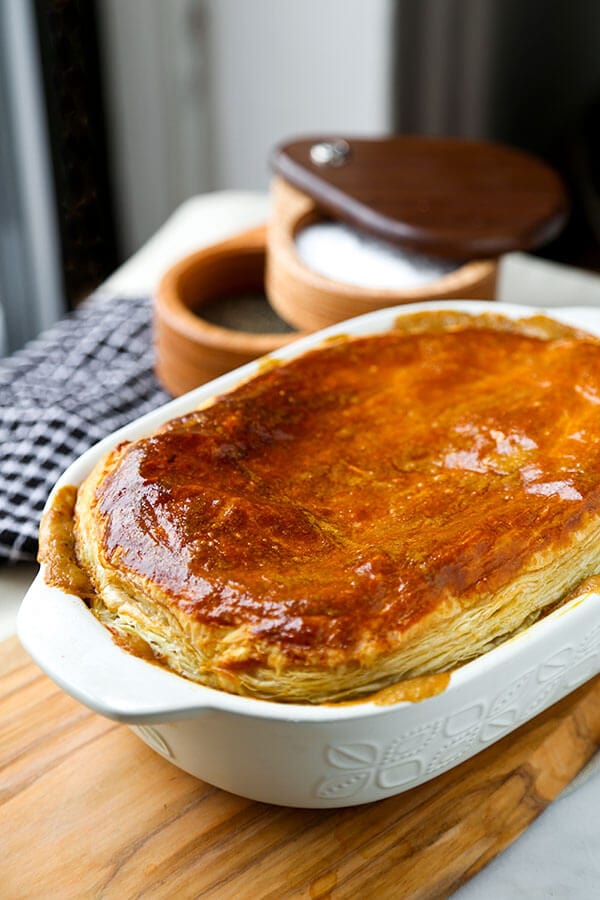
[97,0,393,255]
[205,0,393,189]
[98,0,213,256]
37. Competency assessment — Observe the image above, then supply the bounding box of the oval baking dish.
[18,300,600,808]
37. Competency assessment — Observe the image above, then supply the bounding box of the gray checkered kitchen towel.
[0,294,169,562]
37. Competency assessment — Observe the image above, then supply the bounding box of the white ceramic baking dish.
[18,300,600,808]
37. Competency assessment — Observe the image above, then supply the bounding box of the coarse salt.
[295,222,461,290]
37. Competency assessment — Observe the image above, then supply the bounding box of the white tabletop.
[3,190,600,897]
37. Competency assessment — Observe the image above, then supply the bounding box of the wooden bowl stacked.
[154,226,298,397]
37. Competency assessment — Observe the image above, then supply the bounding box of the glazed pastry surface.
[50,312,600,701]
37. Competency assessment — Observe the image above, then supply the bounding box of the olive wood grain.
[3,637,600,899]
[266,176,498,332]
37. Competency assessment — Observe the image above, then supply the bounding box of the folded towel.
[0,295,169,562]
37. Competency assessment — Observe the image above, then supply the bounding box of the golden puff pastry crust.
[41,311,600,703]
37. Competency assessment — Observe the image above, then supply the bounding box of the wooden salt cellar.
[266,135,568,331]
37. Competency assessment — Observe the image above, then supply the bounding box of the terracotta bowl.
[265,177,499,332]
[154,226,299,397]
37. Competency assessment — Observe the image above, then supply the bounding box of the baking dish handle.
[17,574,214,724]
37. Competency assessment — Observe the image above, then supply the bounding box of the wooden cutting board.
[3,634,600,900]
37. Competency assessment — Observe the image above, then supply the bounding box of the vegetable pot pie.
[40,311,600,703]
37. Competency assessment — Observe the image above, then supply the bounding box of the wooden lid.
[272,135,569,260]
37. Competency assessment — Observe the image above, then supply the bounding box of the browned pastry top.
[92,323,600,663]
